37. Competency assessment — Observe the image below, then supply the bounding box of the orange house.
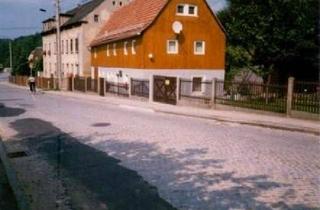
[91,0,226,104]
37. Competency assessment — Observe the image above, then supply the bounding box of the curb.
[155,110,320,136]
[0,138,31,210]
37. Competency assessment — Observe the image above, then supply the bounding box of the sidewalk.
[46,89,320,136]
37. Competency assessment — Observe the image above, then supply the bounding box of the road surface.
[0,79,319,210]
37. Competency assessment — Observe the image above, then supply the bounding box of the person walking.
[28,76,36,93]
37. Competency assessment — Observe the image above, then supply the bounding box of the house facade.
[91,0,226,88]
[41,0,131,78]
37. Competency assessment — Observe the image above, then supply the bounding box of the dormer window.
[176,4,198,16]
[94,14,99,22]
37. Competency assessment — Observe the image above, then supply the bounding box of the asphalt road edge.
[0,138,31,210]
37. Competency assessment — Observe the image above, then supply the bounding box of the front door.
[153,76,177,105]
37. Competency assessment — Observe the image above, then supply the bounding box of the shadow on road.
[0,103,25,117]
[6,116,318,210]
[9,118,177,210]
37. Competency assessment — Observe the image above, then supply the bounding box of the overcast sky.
[0,0,227,39]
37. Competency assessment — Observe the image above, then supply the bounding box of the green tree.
[0,33,42,76]
[218,0,319,83]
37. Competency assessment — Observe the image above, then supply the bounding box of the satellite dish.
[172,21,183,34]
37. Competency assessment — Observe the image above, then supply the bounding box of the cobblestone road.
[0,83,319,210]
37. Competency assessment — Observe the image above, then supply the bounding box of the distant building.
[91,0,226,87]
[41,0,130,78]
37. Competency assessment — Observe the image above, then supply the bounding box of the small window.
[75,38,79,53]
[192,77,202,92]
[106,45,110,56]
[66,40,69,54]
[176,4,198,16]
[54,42,57,54]
[124,41,128,55]
[70,39,73,54]
[93,48,97,59]
[189,5,196,15]
[113,43,117,56]
[177,5,184,14]
[131,40,136,55]
[112,1,115,6]
[194,41,205,55]
[94,15,99,22]
[167,40,178,54]
[119,1,122,6]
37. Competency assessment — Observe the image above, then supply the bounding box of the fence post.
[286,77,295,117]
[176,77,180,104]
[211,78,217,109]
[99,77,105,96]
[149,75,154,103]
[128,77,132,98]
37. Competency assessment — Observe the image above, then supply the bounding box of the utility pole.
[55,0,62,89]
[9,40,13,72]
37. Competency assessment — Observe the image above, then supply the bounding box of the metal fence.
[179,79,212,104]
[293,81,320,114]
[215,80,287,113]
[106,81,129,97]
[87,77,98,92]
[131,79,149,98]
[74,76,86,92]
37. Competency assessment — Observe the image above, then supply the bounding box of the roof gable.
[91,0,169,46]
[91,0,225,47]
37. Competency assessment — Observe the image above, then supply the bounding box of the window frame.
[131,40,136,55]
[94,14,99,23]
[167,40,179,54]
[124,41,128,55]
[113,43,117,56]
[75,38,79,54]
[194,40,205,55]
[176,4,198,17]
[191,76,204,93]
[106,45,110,57]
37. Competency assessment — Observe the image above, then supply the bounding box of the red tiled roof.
[91,0,168,46]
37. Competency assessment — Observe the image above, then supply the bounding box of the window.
[106,45,110,56]
[75,38,79,53]
[70,39,73,54]
[54,42,57,54]
[66,40,69,54]
[188,5,196,15]
[176,4,198,16]
[48,43,51,56]
[192,77,202,92]
[119,1,123,6]
[94,14,99,23]
[131,40,136,55]
[167,40,178,54]
[61,40,64,54]
[113,43,117,56]
[112,1,115,6]
[177,5,184,14]
[194,41,205,55]
[93,48,97,59]
[124,41,128,55]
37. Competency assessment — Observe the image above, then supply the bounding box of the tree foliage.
[218,0,319,82]
[0,33,42,75]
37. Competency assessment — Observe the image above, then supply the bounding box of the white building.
[41,0,131,78]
